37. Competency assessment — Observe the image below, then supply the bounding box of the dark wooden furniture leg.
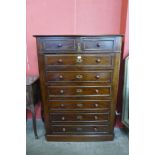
[30,86,38,139]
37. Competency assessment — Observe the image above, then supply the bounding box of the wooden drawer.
[48,100,111,111]
[49,112,109,123]
[44,54,114,67]
[47,86,111,97]
[50,125,110,134]
[45,71,112,83]
[82,37,115,51]
[38,38,76,51]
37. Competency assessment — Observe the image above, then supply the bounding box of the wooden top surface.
[33,34,123,37]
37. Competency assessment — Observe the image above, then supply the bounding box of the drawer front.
[46,71,112,83]
[50,125,110,134]
[39,38,76,51]
[47,86,111,96]
[82,38,115,51]
[44,54,114,67]
[50,113,109,122]
[48,100,111,111]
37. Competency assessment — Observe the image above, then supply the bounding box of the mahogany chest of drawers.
[34,35,122,141]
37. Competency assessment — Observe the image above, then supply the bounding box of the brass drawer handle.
[77,103,83,107]
[60,90,64,94]
[61,116,65,121]
[94,103,99,108]
[94,116,98,120]
[94,127,98,132]
[76,56,83,63]
[76,89,82,93]
[76,115,83,120]
[62,128,66,132]
[96,42,101,47]
[95,89,99,94]
[58,59,63,63]
[76,74,83,79]
[60,104,64,107]
[96,43,104,47]
[59,75,63,79]
[95,75,100,79]
[77,43,81,51]
[96,58,101,63]
[57,43,62,47]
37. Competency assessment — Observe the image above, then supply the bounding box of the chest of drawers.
[34,35,122,141]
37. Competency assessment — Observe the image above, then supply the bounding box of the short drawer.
[47,86,111,97]
[48,100,111,111]
[44,54,114,67]
[82,37,115,51]
[38,38,76,51]
[49,113,109,122]
[45,71,112,83]
[50,125,110,134]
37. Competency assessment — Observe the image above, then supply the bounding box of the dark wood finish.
[47,86,111,96]
[49,125,110,134]
[46,134,114,141]
[82,38,115,51]
[45,54,114,66]
[45,71,112,83]
[49,112,109,123]
[48,100,111,112]
[34,35,122,141]
[39,38,76,51]
[36,36,122,53]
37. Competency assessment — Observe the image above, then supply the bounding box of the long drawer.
[45,71,112,83]
[47,86,112,97]
[50,125,110,134]
[45,54,114,66]
[49,112,109,123]
[48,100,111,111]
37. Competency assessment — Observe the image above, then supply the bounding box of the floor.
[26,119,129,155]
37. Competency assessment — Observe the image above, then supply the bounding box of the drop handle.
[96,58,101,63]
[59,75,63,79]
[77,103,83,107]
[58,59,63,63]
[62,128,66,132]
[94,103,99,108]
[61,116,65,120]
[95,89,99,94]
[77,43,81,51]
[95,75,100,79]
[76,74,83,79]
[57,43,62,47]
[76,56,82,63]
[60,104,64,107]
[60,90,64,94]
[94,116,98,120]
[94,127,98,132]
[96,43,100,47]
[76,89,82,93]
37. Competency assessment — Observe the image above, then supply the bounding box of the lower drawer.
[49,112,109,123]
[48,100,111,112]
[50,125,110,134]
